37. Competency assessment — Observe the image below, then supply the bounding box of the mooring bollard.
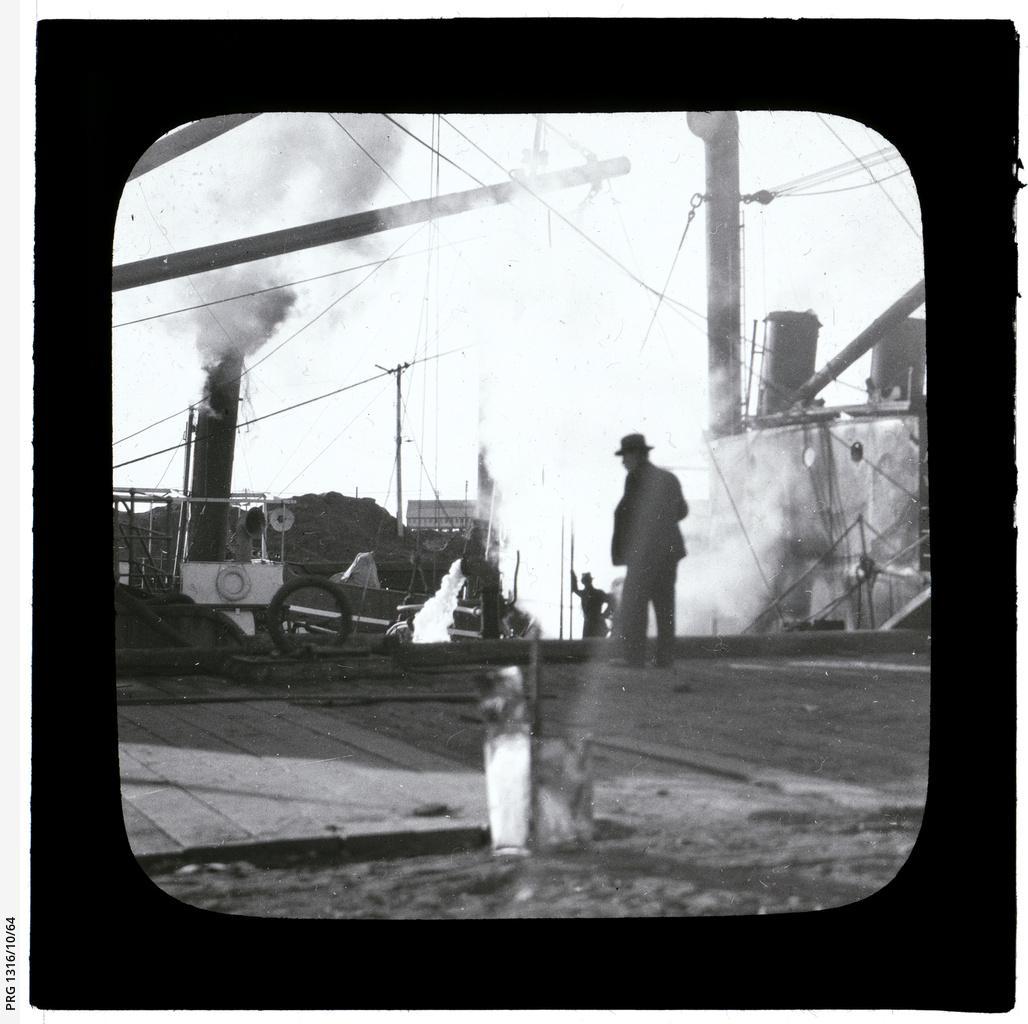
[533,735,594,849]
[476,648,593,855]
[476,666,533,855]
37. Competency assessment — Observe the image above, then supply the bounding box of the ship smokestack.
[759,311,822,415]
[869,317,926,404]
[188,354,243,561]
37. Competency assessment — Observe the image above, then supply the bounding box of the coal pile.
[283,491,409,564]
[116,492,466,582]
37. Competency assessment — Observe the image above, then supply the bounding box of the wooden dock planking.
[118,703,248,755]
[119,796,182,855]
[270,702,468,772]
[118,697,489,859]
[589,735,754,781]
[164,699,406,768]
[116,712,167,747]
[119,746,254,849]
[114,646,930,863]
[121,739,385,811]
[118,674,252,702]
[121,741,485,853]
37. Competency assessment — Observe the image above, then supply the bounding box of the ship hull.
[699,413,928,634]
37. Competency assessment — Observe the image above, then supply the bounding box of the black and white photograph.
[25,8,1017,1015]
[109,104,933,917]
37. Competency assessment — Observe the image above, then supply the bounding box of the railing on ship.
[742,525,931,634]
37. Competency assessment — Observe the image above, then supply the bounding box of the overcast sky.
[111,110,924,628]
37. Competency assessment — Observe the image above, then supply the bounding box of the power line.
[112,236,482,329]
[113,344,470,470]
[112,225,427,446]
[705,434,787,628]
[278,385,389,495]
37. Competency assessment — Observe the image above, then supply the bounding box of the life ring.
[266,575,353,654]
[216,565,252,602]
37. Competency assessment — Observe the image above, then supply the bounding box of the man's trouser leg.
[653,564,677,665]
[618,567,648,665]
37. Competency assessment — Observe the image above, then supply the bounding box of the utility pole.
[377,362,412,538]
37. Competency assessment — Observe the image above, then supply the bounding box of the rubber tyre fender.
[266,575,354,653]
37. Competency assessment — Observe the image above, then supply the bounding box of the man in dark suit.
[611,433,689,668]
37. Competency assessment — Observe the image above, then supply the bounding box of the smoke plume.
[194,273,300,373]
[177,113,405,378]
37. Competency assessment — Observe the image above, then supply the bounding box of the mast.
[687,112,743,438]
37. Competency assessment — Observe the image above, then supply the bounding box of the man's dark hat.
[615,433,654,456]
[581,572,593,581]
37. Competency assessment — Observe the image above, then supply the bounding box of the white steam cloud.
[473,206,709,638]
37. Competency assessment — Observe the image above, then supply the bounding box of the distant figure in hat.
[570,570,612,638]
[611,433,689,668]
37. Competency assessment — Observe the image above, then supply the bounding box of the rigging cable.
[761,147,901,197]
[640,192,704,353]
[136,176,268,394]
[777,168,912,199]
[815,114,922,241]
[741,516,863,633]
[113,224,428,446]
[434,114,442,496]
[414,120,437,520]
[705,435,787,627]
[263,279,459,493]
[799,528,926,627]
[424,117,841,412]
[825,428,920,502]
[772,518,927,631]
[327,113,407,196]
[862,125,920,205]
[436,114,708,323]
[151,445,181,491]
[112,237,482,330]
[381,113,488,188]
[861,518,930,583]
[278,385,389,495]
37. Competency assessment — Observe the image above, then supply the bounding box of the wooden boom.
[112,156,631,292]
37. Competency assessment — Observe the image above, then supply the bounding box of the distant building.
[406,499,476,533]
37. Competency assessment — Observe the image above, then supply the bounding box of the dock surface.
[118,643,930,887]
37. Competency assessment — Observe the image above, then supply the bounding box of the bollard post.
[476,654,594,855]
[475,666,532,855]
[533,736,594,849]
